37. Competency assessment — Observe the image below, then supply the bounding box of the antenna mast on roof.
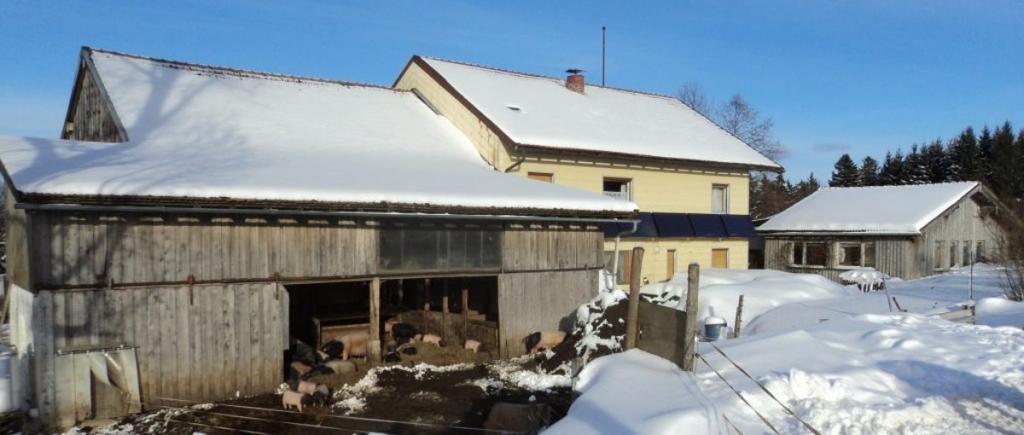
[601,26,607,86]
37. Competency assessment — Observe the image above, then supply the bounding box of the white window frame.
[602,177,633,201]
[711,184,730,214]
[835,241,877,269]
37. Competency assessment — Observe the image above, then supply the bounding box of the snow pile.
[544,350,710,435]
[839,267,889,288]
[642,268,852,335]
[550,313,1024,434]
[976,297,1024,327]
[331,368,383,415]
[490,358,571,391]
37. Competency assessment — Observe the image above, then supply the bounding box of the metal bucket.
[703,317,727,341]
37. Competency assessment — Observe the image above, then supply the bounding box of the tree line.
[828,122,1024,202]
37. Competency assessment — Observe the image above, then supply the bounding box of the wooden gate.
[637,300,688,370]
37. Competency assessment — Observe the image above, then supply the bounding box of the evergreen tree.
[948,127,983,181]
[860,156,880,186]
[905,145,929,184]
[879,151,906,185]
[990,122,1019,198]
[1016,129,1024,199]
[979,126,995,184]
[794,172,820,199]
[829,154,861,187]
[922,139,950,183]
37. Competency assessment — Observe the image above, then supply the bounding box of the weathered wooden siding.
[5,187,31,288]
[501,224,603,272]
[45,283,286,427]
[63,60,124,142]
[497,269,598,358]
[916,193,1002,277]
[764,236,916,281]
[28,213,378,288]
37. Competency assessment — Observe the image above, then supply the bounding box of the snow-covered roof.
[0,49,637,216]
[758,182,980,234]
[414,57,781,170]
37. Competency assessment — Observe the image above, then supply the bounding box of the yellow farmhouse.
[394,56,781,284]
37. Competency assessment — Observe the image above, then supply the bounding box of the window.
[528,172,553,182]
[603,178,632,200]
[791,242,828,267]
[934,241,945,270]
[380,227,501,272]
[838,242,877,268]
[711,184,730,214]
[949,241,958,269]
[963,241,972,266]
[712,248,729,268]
[977,241,986,262]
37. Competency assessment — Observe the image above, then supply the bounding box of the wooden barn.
[759,182,1007,281]
[0,48,636,429]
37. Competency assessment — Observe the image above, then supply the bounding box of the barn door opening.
[285,281,372,350]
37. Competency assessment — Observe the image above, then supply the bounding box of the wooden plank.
[163,287,179,401]
[235,285,251,396]
[145,288,162,405]
[73,353,91,422]
[54,355,75,428]
[368,277,381,366]
[68,292,88,348]
[223,285,237,397]
[462,287,469,341]
[192,286,207,402]
[248,285,263,396]
[52,292,67,351]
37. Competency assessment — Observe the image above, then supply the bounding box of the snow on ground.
[549,314,1024,435]
[641,268,854,334]
[747,264,1023,335]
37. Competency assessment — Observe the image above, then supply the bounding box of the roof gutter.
[15,202,639,225]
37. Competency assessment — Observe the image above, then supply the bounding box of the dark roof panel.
[722,214,758,238]
[689,214,728,237]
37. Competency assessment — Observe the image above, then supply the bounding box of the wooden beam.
[682,263,700,371]
[462,287,469,341]
[624,247,645,350]
[442,280,450,342]
[733,294,745,338]
[368,277,381,367]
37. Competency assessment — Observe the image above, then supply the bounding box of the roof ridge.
[86,47,405,93]
[420,55,685,102]
[821,181,978,190]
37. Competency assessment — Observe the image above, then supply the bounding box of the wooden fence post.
[368,277,381,366]
[462,287,469,340]
[682,262,700,371]
[733,294,745,338]
[625,247,645,350]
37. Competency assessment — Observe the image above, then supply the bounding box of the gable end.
[61,48,127,142]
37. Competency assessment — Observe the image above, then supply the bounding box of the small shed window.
[949,241,958,269]
[963,241,972,266]
[792,242,827,267]
[711,184,730,214]
[838,242,876,268]
[934,241,945,270]
[976,241,986,262]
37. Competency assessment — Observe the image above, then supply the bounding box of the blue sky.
[1,1,1021,181]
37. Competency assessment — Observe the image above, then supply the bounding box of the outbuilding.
[759,182,1007,281]
[0,48,636,428]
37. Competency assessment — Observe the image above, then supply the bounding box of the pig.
[384,351,402,363]
[320,340,344,360]
[333,332,369,360]
[296,380,318,395]
[288,361,312,380]
[384,317,399,335]
[523,330,566,354]
[324,359,357,374]
[390,323,419,344]
[417,333,447,347]
[282,390,306,412]
[464,339,483,353]
[311,384,331,407]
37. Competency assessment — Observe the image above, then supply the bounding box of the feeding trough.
[703,316,727,341]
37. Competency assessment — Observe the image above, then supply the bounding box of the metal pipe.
[611,220,640,283]
[16,202,638,225]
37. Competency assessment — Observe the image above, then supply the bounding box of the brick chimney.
[565,68,585,93]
